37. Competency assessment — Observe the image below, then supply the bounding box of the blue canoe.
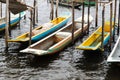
[8,12,71,43]
[0,11,26,31]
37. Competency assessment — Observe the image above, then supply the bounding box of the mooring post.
[24,0,26,20]
[35,0,38,23]
[33,0,36,27]
[29,9,33,46]
[82,1,85,34]
[87,0,90,34]
[101,4,105,50]
[50,0,54,20]
[0,2,2,18]
[117,0,120,35]
[9,11,11,36]
[5,0,10,51]
[95,0,98,27]
[72,1,75,44]
[55,0,59,18]
[113,0,117,42]
[109,1,113,51]
[18,12,21,29]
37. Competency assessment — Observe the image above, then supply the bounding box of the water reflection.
[105,64,120,80]
[75,50,104,70]
[4,52,60,69]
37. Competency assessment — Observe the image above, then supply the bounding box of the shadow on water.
[74,50,104,71]
[0,24,20,37]
[4,51,60,69]
[28,54,60,68]
[105,64,120,80]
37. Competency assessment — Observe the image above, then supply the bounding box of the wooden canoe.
[107,36,120,63]
[76,21,114,51]
[0,11,26,31]
[20,15,93,56]
[8,13,71,43]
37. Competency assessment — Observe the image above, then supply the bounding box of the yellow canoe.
[8,14,71,43]
[76,21,114,50]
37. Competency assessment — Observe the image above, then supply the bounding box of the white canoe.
[107,36,120,62]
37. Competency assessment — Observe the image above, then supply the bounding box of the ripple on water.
[0,0,120,80]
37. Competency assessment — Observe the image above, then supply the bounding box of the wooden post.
[9,11,11,36]
[0,2,2,18]
[72,1,75,44]
[35,0,38,23]
[18,13,21,29]
[5,0,10,50]
[82,2,85,34]
[87,0,90,34]
[117,0,120,35]
[101,4,105,50]
[23,0,26,20]
[33,0,36,27]
[55,0,59,18]
[95,0,98,27]
[29,9,33,46]
[50,0,54,20]
[109,1,113,51]
[113,0,117,42]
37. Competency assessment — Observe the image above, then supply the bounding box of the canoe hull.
[107,36,120,63]
[21,23,88,55]
[8,13,71,43]
[77,22,115,51]
[47,24,88,54]
[20,15,93,56]
[0,12,25,31]
[32,18,70,42]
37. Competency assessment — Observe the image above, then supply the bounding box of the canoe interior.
[81,22,113,47]
[30,22,82,50]
[15,17,66,40]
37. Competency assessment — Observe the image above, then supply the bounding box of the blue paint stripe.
[32,18,70,42]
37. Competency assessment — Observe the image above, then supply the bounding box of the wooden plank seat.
[55,32,71,39]
[49,32,71,49]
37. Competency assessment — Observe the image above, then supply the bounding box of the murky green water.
[0,0,120,80]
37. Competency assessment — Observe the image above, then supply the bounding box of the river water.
[0,0,120,80]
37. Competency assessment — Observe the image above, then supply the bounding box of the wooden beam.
[117,0,120,35]
[72,1,75,44]
[113,0,117,41]
[109,1,113,51]
[55,0,59,18]
[0,2,2,18]
[29,9,33,46]
[50,0,54,20]
[95,0,98,27]
[35,0,38,23]
[87,0,90,34]
[5,0,10,50]
[101,4,105,50]
[33,0,36,27]
[82,2,85,34]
